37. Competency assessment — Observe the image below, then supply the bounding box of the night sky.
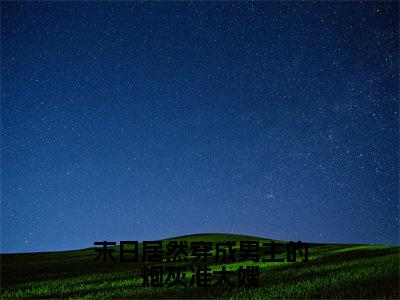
[1,2,399,253]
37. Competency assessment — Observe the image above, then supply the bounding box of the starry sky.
[1,2,399,253]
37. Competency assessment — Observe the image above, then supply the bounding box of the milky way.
[1,2,399,252]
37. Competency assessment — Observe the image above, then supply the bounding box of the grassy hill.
[1,233,399,299]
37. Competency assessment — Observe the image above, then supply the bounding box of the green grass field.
[1,233,399,299]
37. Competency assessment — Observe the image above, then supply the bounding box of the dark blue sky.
[1,2,399,253]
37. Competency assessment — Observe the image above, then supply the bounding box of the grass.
[1,233,399,299]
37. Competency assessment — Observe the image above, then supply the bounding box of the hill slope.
[1,233,399,299]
